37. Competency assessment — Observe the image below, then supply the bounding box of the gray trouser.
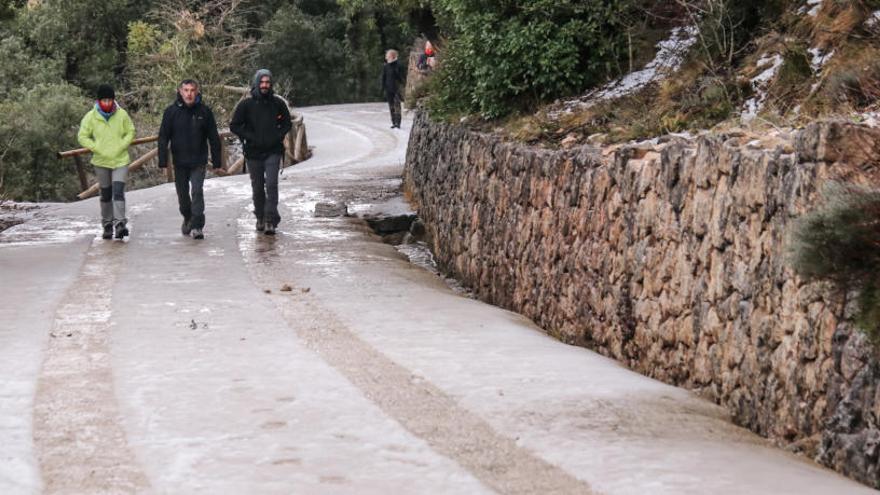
[174,165,206,229]
[247,154,281,226]
[94,165,128,227]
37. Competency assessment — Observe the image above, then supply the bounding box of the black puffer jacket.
[158,94,222,168]
[229,88,292,160]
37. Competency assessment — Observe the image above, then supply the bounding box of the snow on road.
[0,103,873,494]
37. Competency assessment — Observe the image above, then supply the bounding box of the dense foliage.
[428,0,633,119]
[258,0,413,105]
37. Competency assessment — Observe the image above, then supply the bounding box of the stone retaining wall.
[403,110,880,487]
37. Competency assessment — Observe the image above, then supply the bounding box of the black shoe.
[191,228,204,239]
[256,219,265,232]
[264,224,276,235]
[181,219,192,236]
[102,224,113,239]
[115,223,129,239]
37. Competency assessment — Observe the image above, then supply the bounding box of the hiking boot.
[256,219,265,232]
[102,224,113,239]
[181,219,192,236]
[114,223,129,239]
[191,228,204,240]
[264,223,276,235]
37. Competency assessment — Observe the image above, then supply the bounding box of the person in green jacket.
[77,84,135,239]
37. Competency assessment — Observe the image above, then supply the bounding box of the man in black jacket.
[381,49,404,128]
[158,79,222,239]
[230,69,292,235]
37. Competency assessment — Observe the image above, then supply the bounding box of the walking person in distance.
[381,49,405,129]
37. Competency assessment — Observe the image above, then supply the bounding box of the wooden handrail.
[57,131,236,158]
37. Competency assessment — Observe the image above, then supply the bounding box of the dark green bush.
[0,83,86,201]
[789,183,880,341]
[428,0,632,119]
[258,2,350,105]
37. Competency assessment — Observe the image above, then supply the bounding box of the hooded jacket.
[77,104,135,169]
[229,69,293,160]
[158,93,222,169]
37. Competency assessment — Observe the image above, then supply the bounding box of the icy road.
[0,103,872,494]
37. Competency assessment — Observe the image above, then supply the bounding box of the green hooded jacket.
[77,105,135,169]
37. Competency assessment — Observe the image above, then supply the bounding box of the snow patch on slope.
[553,25,698,117]
[741,53,784,122]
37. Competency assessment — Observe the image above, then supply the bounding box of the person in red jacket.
[417,40,437,72]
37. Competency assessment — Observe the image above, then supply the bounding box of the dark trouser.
[247,154,281,226]
[174,165,206,229]
[386,91,401,127]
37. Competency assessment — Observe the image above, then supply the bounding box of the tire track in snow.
[32,238,150,494]
[239,213,598,495]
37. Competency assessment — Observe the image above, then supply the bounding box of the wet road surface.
[0,103,873,494]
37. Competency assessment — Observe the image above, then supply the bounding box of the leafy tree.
[257,1,351,105]
[0,35,65,99]
[428,0,632,119]
[125,0,257,123]
[16,0,151,89]
[258,0,415,105]
[0,0,24,21]
[342,0,415,102]
[0,84,86,201]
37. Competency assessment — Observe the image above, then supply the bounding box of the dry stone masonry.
[404,111,880,487]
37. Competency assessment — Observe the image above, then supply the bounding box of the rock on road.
[0,103,872,494]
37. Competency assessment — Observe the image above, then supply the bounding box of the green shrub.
[0,83,86,201]
[16,0,147,89]
[789,182,880,341]
[127,20,163,56]
[428,0,632,119]
[0,34,65,100]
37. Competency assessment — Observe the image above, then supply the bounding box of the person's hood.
[251,68,274,99]
[176,92,202,108]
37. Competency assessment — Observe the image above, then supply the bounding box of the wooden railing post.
[294,122,309,162]
[72,155,88,191]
